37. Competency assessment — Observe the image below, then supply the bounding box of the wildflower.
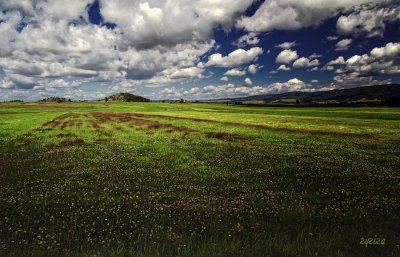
[233,223,243,233]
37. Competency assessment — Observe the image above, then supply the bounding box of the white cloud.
[309,53,322,59]
[276,49,299,64]
[1,0,398,101]
[0,1,36,16]
[224,68,246,76]
[276,41,297,49]
[220,76,229,81]
[335,39,353,51]
[202,83,269,97]
[199,78,315,99]
[166,67,204,79]
[244,78,252,86]
[332,72,392,88]
[370,42,400,59]
[331,41,400,87]
[206,47,263,68]
[293,57,320,68]
[161,86,182,96]
[326,35,339,41]
[277,64,291,71]
[248,64,262,74]
[234,32,260,47]
[322,65,335,71]
[288,78,303,84]
[337,3,400,38]
[0,0,257,99]
[7,74,36,89]
[38,0,92,21]
[0,11,22,56]
[327,56,346,65]
[32,79,81,91]
[237,0,375,32]
[160,86,201,98]
[0,78,15,89]
[100,0,253,49]
[311,80,319,83]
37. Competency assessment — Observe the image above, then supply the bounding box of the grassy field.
[0,102,399,257]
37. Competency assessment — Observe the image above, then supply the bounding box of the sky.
[0,0,400,101]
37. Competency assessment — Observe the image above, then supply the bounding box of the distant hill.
[226,84,400,105]
[105,93,150,102]
[39,97,72,103]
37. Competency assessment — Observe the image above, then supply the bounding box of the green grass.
[0,102,399,257]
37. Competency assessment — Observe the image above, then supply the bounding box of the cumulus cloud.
[276,49,299,64]
[331,42,400,87]
[234,32,260,47]
[38,0,92,21]
[293,57,320,68]
[244,78,252,86]
[220,76,229,81]
[100,0,253,49]
[237,0,375,32]
[327,56,346,65]
[160,86,200,98]
[6,74,36,89]
[166,67,204,79]
[0,0,257,99]
[0,77,15,89]
[200,78,315,99]
[337,3,400,38]
[277,65,291,71]
[206,47,263,68]
[335,39,353,51]
[201,83,270,98]
[0,5,216,89]
[248,64,262,74]
[0,1,38,16]
[293,57,319,69]
[224,68,246,76]
[322,65,336,71]
[370,42,400,59]
[276,41,297,49]
[1,0,398,101]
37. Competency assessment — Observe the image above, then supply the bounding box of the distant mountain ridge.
[227,84,400,104]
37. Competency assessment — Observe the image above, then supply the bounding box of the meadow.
[0,102,399,257]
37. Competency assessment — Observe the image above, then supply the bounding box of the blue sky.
[0,0,400,101]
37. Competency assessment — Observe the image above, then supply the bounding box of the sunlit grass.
[0,102,399,257]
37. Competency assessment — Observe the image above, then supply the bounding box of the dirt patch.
[42,113,84,129]
[205,132,246,141]
[90,112,245,141]
[57,132,75,138]
[89,120,102,130]
[59,138,85,147]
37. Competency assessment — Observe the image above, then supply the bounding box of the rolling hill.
[105,93,150,102]
[227,84,400,105]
